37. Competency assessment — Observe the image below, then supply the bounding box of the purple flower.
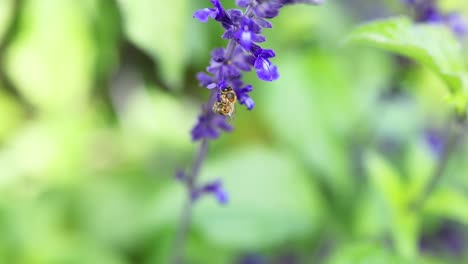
[253,0,283,19]
[235,85,255,110]
[191,179,229,204]
[281,0,324,4]
[236,0,252,8]
[238,254,266,264]
[193,0,236,29]
[193,8,218,23]
[253,48,279,81]
[445,13,468,37]
[197,72,217,89]
[234,17,266,50]
[175,169,187,181]
[191,110,233,141]
[402,0,468,37]
[207,48,242,80]
[424,129,445,158]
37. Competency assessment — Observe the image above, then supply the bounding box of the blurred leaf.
[365,152,419,259]
[348,17,468,111]
[0,90,24,142]
[83,0,122,80]
[0,0,13,42]
[5,0,95,113]
[326,243,405,264]
[118,86,195,160]
[0,114,98,186]
[424,188,468,225]
[150,147,322,251]
[257,50,354,200]
[117,0,188,89]
[405,140,437,200]
[194,147,322,250]
[327,242,447,264]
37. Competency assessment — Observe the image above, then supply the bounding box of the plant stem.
[412,113,466,211]
[172,90,218,264]
[172,138,209,264]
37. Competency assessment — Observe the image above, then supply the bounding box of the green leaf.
[117,0,189,89]
[0,0,13,43]
[327,242,447,264]
[149,147,322,250]
[194,147,322,250]
[326,243,405,264]
[0,90,24,142]
[365,152,419,259]
[405,140,436,200]
[424,188,468,225]
[348,17,468,111]
[4,0,95,113]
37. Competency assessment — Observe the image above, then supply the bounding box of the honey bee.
[212,87,237,116]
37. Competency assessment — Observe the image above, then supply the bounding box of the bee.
[212,87,237,116]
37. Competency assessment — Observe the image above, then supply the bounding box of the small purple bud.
[175,169,186,181]
[424,129,445,158]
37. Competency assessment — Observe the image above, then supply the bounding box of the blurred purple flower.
[238,254,266,264]
[192,179,229,204]
[191,110,233,141]
[424,129,445,158]
[419,221,465,256]
[402,0,468,37]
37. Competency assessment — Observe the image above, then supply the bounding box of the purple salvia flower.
[175,169,187,181]
[235,84,255,109]
[236,0,252,8]
[402,0,468,37]
[197,72,217,89]
[207,48,242,80]
[445,13,468,37]
[253,0,283,19]
[254,49,279,81]
[281,0,324,4]
[234,17,266,50]
[424,129,445,158]
[193,8,218,22]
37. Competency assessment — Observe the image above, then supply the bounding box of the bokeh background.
[0,0,468,263]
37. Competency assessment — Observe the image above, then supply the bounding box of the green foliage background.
[0,0,467,263]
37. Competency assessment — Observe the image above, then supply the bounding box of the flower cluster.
[402,0,468,37]
[191,0,323,141]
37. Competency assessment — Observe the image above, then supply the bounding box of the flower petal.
[193,8,216,22]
